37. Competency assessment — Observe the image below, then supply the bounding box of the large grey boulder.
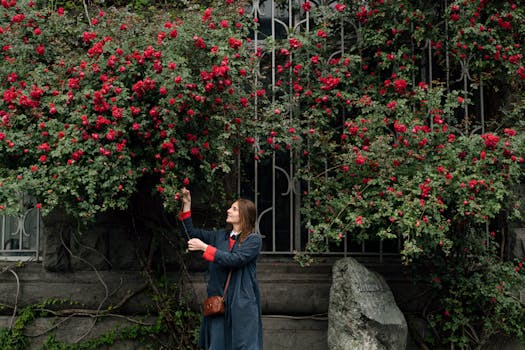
[328,257,407,350]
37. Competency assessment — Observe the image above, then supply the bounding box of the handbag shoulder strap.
[223,271,232,298]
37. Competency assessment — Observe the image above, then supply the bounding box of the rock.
[328,257,407,350]
[106,223,142,270]
[42,210,144,271]
[41,210,72,272]
[69,226,110,271]
[508,227,525,260]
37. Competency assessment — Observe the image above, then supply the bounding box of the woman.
[180,188,263,350]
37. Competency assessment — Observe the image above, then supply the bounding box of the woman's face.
[226,201,241,226]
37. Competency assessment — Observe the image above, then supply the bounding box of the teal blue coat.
[182,217,263,350]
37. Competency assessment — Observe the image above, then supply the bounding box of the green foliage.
[0,1,267,218]
[418,229,525,348]
[0,292,199,349]
[264,1,525,348]
[0,312,30,350]
[48,0,216,11]
[39,319,166,350]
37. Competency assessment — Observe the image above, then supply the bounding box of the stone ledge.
[0,256,411,316]
[0,315,328,350]
[262,316,328,350]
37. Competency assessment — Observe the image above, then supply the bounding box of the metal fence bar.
[272,152,276,252]
[35,209,41,261]
[1,215,4,251]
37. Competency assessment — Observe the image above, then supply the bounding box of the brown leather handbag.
[202,271,232,317]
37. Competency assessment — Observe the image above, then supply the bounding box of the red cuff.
[179,210,191,220]
[202,245,217,262]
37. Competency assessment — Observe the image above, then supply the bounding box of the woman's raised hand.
[181,187,191,212]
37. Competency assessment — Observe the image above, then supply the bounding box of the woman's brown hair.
[235,198,256,243]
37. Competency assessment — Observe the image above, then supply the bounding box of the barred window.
[0,195,42,261]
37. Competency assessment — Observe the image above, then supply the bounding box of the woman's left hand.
[187,238,208,252]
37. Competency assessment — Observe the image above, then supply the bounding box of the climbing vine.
[0,236,201,350]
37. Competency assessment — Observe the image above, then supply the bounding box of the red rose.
[228,37,242,50]
[36,44,45,55]
[335,3,346,12]
[302,1,312,12]
[289,38,302,49]
[393,79,407,93]
[481,133,500,149]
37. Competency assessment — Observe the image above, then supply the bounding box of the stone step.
[262,316,328,350]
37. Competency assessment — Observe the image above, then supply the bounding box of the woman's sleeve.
[211,234,262,268]
[179,213,217,245]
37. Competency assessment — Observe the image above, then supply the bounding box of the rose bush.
[0,0,524,348]
[263,1,525,348]
[0,1,268,219]
[262,0,525,256]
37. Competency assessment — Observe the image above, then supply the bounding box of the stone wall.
[2,202,523,349]
[0,256,417,349]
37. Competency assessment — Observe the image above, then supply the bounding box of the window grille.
[0,196,42,261]
[241,0,489,258]
[240,0,402,258]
